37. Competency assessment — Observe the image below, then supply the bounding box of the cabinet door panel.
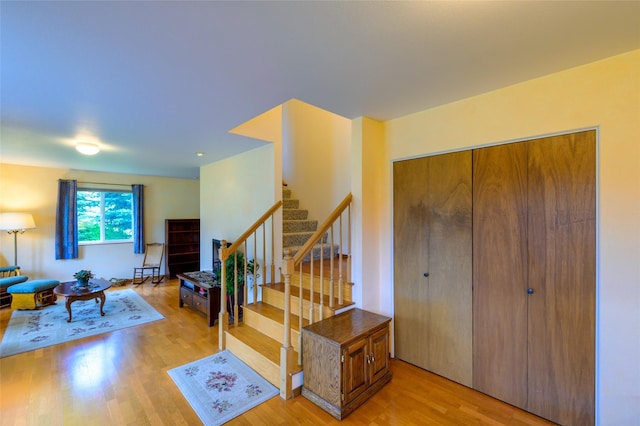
[343,339,368,405]
[393,151,472,386]
[369,326,390,384]
[526,131,596,425]
[473,142,528,408]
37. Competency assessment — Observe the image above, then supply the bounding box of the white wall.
[200,145,276,279]
[375,50,639,425]
[0,163,200,281]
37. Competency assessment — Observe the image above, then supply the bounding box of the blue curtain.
[132,184,144,254]
[55,179,78,259]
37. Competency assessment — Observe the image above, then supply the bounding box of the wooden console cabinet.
[301,308,392,420]
[177,273,221,327]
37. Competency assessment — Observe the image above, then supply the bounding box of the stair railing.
[218,200,282,350]
[281,193,353,368]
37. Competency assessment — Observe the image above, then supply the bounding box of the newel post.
[218,240,229,350]
[280,249,296,399]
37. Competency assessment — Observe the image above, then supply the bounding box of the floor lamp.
[0,212,36,267]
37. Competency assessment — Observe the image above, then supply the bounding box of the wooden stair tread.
[265,282,355,310]
[244,302,308,331]
[227,323,296,365]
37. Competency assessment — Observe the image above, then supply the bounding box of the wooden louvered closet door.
[393,151,473,386]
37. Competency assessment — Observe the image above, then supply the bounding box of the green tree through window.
[77,190,133,243]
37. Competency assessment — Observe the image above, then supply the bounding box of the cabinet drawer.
[193,293,208,315]
[180,287,193,305]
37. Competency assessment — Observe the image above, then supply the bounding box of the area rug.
[168,350,279,425]
[0,288,164,358]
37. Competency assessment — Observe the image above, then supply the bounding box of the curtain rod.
[77,181,141,187]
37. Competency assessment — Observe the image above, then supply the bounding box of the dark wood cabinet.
[177,273,220,327]
[165,219,200,279]
[301,308,392,420]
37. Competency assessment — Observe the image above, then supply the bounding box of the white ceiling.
[2,1,639,179]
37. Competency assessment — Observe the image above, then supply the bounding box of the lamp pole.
[7,230,22,266]
[0,213,36,267]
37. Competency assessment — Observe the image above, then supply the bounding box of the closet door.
[527,131,595,425]
[474,131,595,425]
[394,151,473,386]
[473,142,529,408]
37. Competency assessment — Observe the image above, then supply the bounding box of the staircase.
[223,188,354,395]
[282,187,338,261]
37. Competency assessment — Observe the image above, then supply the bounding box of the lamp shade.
[0,213,36,231]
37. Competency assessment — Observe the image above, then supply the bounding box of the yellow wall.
[378,49,640,424]
[282,99,352,221]
[351,117,388,310]
[200,144,277,281]
[0,163,199,281]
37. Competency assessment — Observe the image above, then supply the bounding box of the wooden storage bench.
[7,279,60,310]
[0,275,29,308]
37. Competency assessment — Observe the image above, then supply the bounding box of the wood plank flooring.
[0,281,554,425]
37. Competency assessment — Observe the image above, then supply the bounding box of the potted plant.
[73,269,94,287]
[215,252,259,319]
[223,252,258,294]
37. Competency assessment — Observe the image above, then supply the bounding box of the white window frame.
[77,189,134,245]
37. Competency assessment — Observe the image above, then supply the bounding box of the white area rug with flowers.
[168,350,279,425]
[0,288,164,358]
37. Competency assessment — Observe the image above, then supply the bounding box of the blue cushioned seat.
[7,279,60,294]
[0,274,29,308]
[0,275,28,290]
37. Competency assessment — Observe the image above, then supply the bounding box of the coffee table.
[54,279,112,322]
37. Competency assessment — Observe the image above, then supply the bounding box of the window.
[77,190,133,243]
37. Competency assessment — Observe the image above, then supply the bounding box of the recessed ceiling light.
[196,152,204,157]
[76,142,100,155]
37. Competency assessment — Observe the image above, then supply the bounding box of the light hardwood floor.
[0,281,554,425]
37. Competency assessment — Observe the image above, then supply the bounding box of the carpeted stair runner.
[283,187,338,261]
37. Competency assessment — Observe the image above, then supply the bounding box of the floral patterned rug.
[168,350,279,425]
[0,289,164,358]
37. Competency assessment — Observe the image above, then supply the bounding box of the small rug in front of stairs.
[168,350,279,425]
[0,289,164,358]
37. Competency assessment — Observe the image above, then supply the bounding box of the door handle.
[423,272,429,278]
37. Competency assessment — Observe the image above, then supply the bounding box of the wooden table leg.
[65,297,73,322]
[98,291,106,316]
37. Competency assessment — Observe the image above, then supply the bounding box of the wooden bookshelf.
[165,219,200,279]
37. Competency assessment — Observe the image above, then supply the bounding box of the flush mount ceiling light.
[196,152,204,157]
[75,142,100,155]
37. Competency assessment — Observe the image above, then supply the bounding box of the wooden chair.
[133,243,165,285]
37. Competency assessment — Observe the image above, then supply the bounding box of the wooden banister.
[221,201,283,258]
[218,200,282,350]
[292,193,352,265]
